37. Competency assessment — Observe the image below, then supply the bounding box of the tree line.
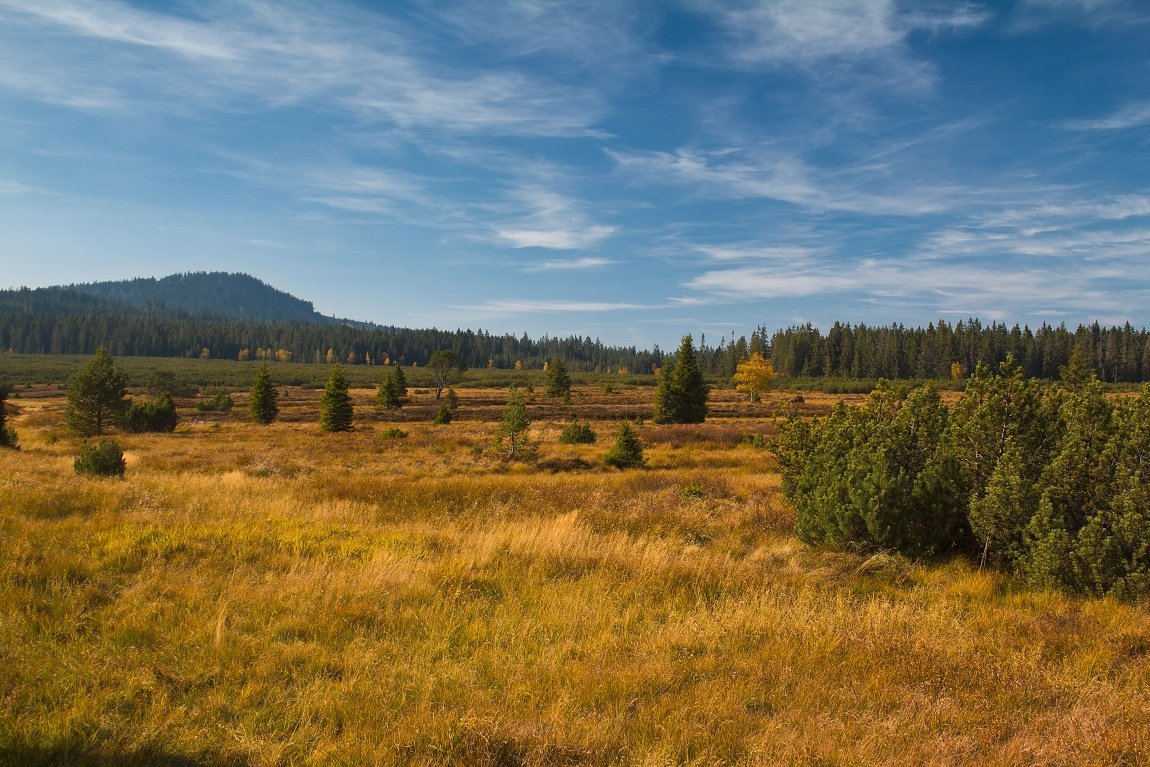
[764,319,1150,383]
[0,307,661,372]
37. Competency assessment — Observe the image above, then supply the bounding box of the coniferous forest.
[5,274,1150,383]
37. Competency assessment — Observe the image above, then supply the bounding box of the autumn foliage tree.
[733,352,776,402]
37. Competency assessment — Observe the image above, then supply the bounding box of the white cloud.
[610,147,956,215]
[682,191,1150,322]
[700,0,991,90]
[0,0,608,137]
[1063,102,1150,131]
[454,299,649,315]
[695,243,819,262]
[522,257,614,272]
[492,186,617,250]
[0,178,43,195]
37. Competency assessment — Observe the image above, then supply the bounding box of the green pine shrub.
[559,420,596,444]
[123,392,178,433]
[74,439,126,478]
[604,423,644,469]
[197,394,234,412]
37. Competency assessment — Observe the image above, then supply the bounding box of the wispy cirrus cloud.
[521,257,615,272]
[492,186,617,250]
[695,243,820,262]
[699,0,992,93]
[685,191,1150,322]
[0,0,608,137]
[0,177,44,195]
[610,146,958,215]
[1063,102,1150,131]
[453,299,650,315]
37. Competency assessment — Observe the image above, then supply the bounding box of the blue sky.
[1,0,1149,349]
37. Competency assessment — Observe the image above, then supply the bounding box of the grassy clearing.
[1,386,1148,766]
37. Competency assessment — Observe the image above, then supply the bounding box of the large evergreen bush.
[123,392,179,433]
[776,360,1150,599]
[75,439,126,478]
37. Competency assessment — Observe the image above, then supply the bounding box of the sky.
[1,0,1149,350]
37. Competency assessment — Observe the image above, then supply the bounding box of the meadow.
[1,380,1149,766]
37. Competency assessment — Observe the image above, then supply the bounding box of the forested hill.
[67,272,324,323]
[0,276,661,372]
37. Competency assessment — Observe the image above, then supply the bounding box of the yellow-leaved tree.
[733,352,776,403]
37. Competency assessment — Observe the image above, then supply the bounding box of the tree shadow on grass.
[0,744,249,767]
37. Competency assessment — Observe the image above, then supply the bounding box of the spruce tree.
[653,334,709,424]
[249,364,278,425]
[545,357,572,400]
[65,347,128,437]
[392,365,408,399]
[604,423,645,469]
[319,364,354,432]
[376,371,402,410]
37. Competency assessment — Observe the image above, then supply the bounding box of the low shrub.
[559,420,596,444]
[123,393,178,433]
[74,439,126,478]
[196,394,234,412]
[380,427,408,441]
[741,432,767,448]
[432,403,453,425]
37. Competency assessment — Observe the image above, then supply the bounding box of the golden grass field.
[2,383,1149,766]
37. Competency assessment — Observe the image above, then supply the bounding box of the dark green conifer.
[0,382,17,449]
[604,423,645,469]
[249,364,278,425]
[319,365,354,432]
[545,357,572,401]
[65,347,128,437]
[653,335,709,424]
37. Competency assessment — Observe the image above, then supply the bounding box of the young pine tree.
[545,357,572,401]
[319,365,354,432]
[392,365,408,399]
[249,364,279,425]
[65,347,128,437]
[497,387,531,458]
[653,334,709,424]
[376,371,402,410]
[604,422,645,469]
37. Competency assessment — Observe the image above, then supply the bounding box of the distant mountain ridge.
[66,272,325,324]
